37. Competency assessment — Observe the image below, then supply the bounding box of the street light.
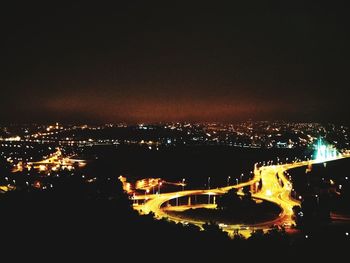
[182,178,185,191]
[227,176,231,186]
[208,177,211,190]
[144,189,150,203]
[158,182,162,194]
[236,178,238,185]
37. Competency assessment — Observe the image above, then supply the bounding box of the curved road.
[133,154,349,236]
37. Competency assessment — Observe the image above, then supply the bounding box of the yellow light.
[39,165,47,171]
[129,153,349,238]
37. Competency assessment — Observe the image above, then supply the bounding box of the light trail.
[130,154,349,237]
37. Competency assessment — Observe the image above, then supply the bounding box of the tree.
[216,188,241,211]
[202,221,228,240]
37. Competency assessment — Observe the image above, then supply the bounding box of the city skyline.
[1,121,350,258]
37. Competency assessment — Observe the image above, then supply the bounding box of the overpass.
[130,153,350,237]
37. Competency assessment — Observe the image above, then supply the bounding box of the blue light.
[314,138,338,162]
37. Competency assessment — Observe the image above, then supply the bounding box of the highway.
[132,154,349,237]
[14,148,87,172]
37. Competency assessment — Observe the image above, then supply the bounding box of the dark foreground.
[1,175,349,261]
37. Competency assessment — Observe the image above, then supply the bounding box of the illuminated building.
[315,138,338,162]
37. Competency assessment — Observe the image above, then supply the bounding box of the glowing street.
[131,153,349,236]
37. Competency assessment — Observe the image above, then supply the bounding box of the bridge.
[128,150,350,237]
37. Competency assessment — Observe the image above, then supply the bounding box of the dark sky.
[1,1,349,124]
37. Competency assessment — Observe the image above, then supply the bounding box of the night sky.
[1,2,349,124]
